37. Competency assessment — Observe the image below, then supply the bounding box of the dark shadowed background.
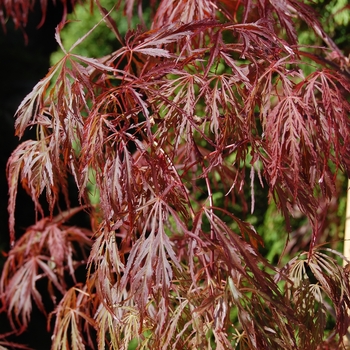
[0,3,69,347]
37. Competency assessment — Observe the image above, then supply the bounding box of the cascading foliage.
[1,0,350,349]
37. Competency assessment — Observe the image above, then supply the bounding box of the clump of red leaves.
[1,0,350,349]
[0,0,74,31]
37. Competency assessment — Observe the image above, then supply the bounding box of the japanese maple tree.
[1,0,350,349]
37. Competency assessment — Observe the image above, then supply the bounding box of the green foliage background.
[50,0,151,64]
